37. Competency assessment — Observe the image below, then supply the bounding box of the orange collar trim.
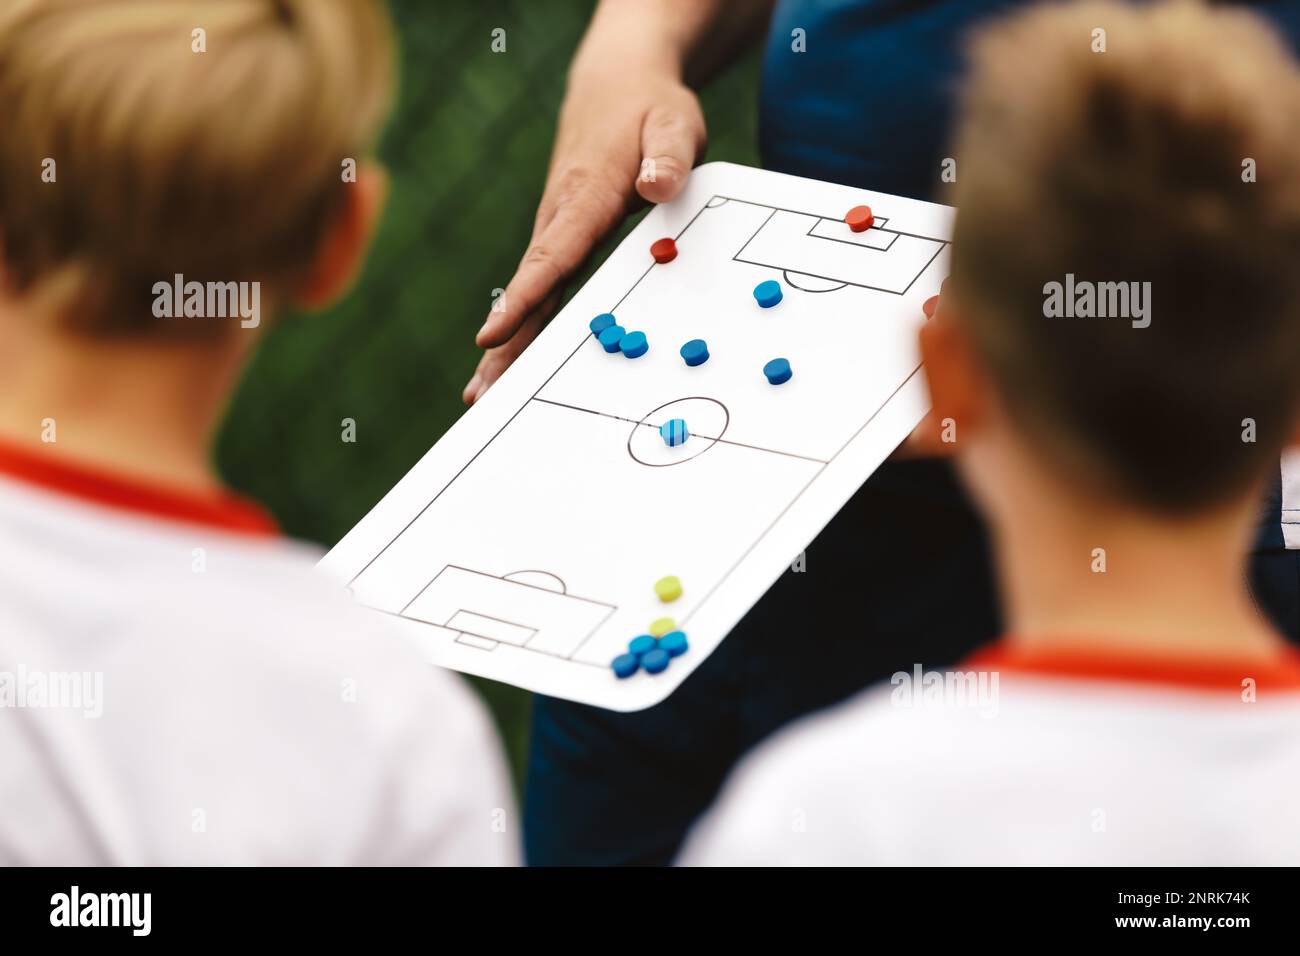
[0,437,278,538]
[964,641,1300,692]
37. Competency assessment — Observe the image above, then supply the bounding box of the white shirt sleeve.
[678,688,898,867]
[355,665,520,867]
[676,728,847,865]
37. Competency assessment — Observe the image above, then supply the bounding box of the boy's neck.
[990,473,1284,662]
[0,302,253,495]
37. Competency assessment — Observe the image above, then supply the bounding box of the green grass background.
[216,0,761,785]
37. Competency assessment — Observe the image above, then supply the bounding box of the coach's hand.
[462,69,706,404]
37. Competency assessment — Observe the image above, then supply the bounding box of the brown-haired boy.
[684,0,1300,865]
[0,0,514,864]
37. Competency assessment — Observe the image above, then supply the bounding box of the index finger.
[477,177,624,349]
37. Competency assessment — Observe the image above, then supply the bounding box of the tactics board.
[318,162,951,710]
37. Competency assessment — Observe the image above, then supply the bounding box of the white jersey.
[0,441,517,865]
[682,643,1300,866]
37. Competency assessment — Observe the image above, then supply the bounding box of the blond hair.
[0,0,394,332]
[951,0,1300,513]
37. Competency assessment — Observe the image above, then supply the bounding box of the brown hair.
[0,0,394,332]
[951,0,1300,513]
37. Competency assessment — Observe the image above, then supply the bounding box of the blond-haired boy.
[0,0,515,864]
[684,0,1300,866]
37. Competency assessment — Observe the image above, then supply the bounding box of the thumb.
[635,99,704,204]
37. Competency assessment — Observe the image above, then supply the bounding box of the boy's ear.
[917,298,985,451]
[294,163,388,311]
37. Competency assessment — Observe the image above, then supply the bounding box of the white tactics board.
[319,162,951,711]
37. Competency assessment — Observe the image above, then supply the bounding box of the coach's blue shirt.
[760,0,1016,199]
[760,0,1300,200]
[759,0,1300,550]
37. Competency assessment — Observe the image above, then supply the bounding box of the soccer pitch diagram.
[319,163,951,710]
